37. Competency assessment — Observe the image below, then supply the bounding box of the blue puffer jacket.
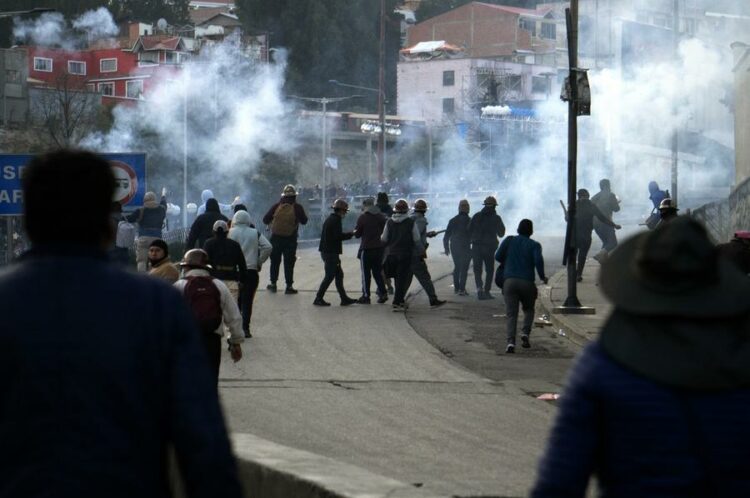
[0,245,242,498]
[532,340,750,497]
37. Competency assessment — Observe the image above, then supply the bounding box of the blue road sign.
[0,153,146,216]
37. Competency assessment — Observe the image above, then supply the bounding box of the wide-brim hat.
[600,216,750,317]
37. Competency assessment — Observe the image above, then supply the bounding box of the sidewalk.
[539,261,613,347]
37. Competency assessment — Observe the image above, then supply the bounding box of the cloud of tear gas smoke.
[83,41,297,205]
[13,8,118,49]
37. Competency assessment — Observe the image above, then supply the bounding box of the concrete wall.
[692,175,750,243]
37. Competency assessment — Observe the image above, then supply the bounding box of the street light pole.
[182,69,188,229]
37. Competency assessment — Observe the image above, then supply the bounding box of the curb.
[230,433,449,498]
[538,269,592,348]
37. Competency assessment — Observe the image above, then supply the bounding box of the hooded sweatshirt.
[186,199,228,249]
[228,210,272,270]
[381,212,422,257]
[197,189,232,216]
[126,191,166,237]
[354,206,386,250]
[469,206,505,247]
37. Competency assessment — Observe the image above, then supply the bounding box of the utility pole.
[671,0,679,205]
[377,0,386,183]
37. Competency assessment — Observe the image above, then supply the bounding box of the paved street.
[217,235,579,497]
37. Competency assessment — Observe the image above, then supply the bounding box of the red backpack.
[183,276,223,334]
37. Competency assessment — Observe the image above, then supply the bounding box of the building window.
[139,52,159,65]
[443,70,455,86]
[126,79,144,99]
[100,58,117,73]
[68,60,86,75]
[98,82,114,96]
[33,57,52,72]
[684,17,696,35]
[86,83,95,92]
[541,23,556,40]
[519,18,536,37]
[5,69,20,83]
[442,98,455,115]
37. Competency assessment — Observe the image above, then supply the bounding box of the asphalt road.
[218,235,578,497]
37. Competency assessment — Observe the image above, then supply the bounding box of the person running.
[229,210,272,338]
[495,219,548,354]
[381,199,422,312]
[263,184,308,294]
[444,199,472,296]
[314,199,357,307]
[591,178,621,262]
[571,189,621,282]
[410,199,446,308]
[469,196,506,300]
[354,197,388,304]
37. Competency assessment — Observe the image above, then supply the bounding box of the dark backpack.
[183,276,223,334]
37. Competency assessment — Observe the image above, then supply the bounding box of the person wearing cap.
[656,197,679,227]
[174,249,244,381]
[262,184,309,294]
[125,188,167,272]
[570,188,621,282]
[410,199,446,308]
[147,238,179,283]
[314,199,357,306]
[591,178,621,262]
[444,199,472,296]
[229,210,272,338]
[354,197,388,304]
[1,149,243,497]
[717,231,750,275]
[381,199,423,311]
[495,219,548,354]
[203,220,247,304]
[186,198,228,250]
[469,195,506,300]
[532,217,750,497]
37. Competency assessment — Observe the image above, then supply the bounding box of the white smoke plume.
[13,8,118,49]
[72,7,119,42]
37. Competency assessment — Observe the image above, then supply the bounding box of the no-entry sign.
[0,153,146,215]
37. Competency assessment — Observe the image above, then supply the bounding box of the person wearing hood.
[381,199,423,311]
[469,196,506,300]
[354,197,388,304]
[591,178,621,262]
[645,181,670,229]
[409,199,446,308]
[147,239,179,283]
[444,199,472,296]
[376,191,393,217]
[186,198,228,250]
[262,184,309,294]
[197,189,233,216]
[571,189,621,282]
[229,211,272,337]
[532,217,750,497]
[126,188,167,272]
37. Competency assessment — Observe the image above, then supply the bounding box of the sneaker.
[340,297,357,306]
[285,287,298,295]
[357,296,371,304]
[244,330,252,339]
[430,298,447,308]
[392,303,406,312]
[376,294,388,304]
[266,283,277,292]
[313,298,331,306]
[521,335,530,349]
[478,291,491,301]
[506,343,515,354]
[458,289,469,296]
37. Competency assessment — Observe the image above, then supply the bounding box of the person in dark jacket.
[313,199,357,306]
[656,197,679,227]
[126,188,167,272]
[532,217,750,497]
[0,149,242,498]
[263,184,308,294]
[495,219,547,354]
[186,198,228,250]
[717,230,750,274]
[409,199,446,307]
[571,189,621,282]
[376,191,393,217]
[444,199,472,296]
[381,199,423,311]
[469,195,506,300]
[203,220,247,302]
[591,178,621,262]
[354,197,388,304]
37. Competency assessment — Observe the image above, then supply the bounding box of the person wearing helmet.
[444,199,472,296]
[203,220,247,316]
[469,195,506,300]
[262,184,309,294]
[656,198,679,227]
[570,189,621,282]
[174,249,244,381]
[354,197,388,304]
[313,199,357,306]
[409,198,446,307]
[381,199,423,311]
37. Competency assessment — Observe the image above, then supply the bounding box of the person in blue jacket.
[0,149,242,498]
[532,217,750,497]
[495,219,547,354]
